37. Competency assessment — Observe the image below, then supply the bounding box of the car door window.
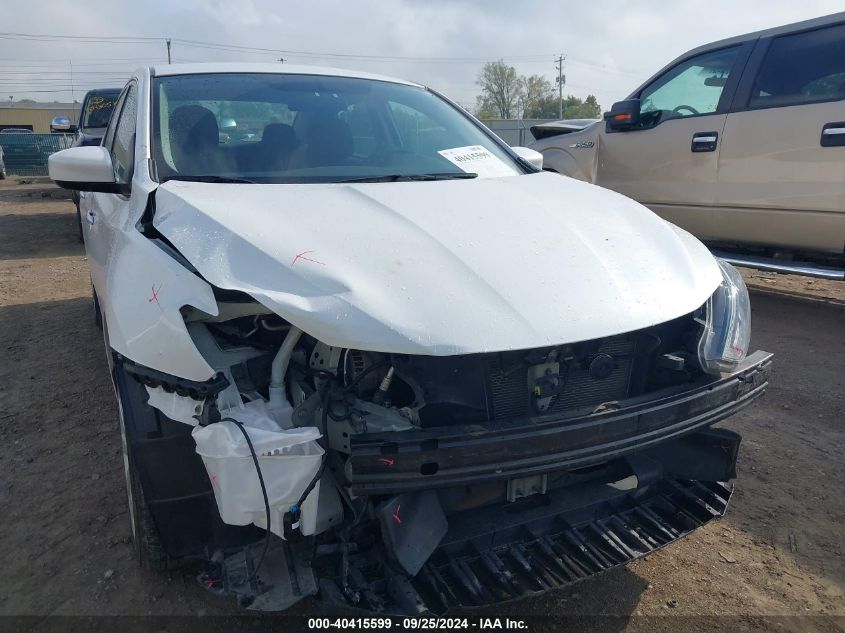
[111,84,137,185]
[750,24,845,108]
[640,47,739,121]
[101,89,126,152]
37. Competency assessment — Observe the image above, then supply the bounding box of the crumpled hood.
[154,172,721,354]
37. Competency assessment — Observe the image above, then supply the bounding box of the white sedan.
[49,63,769,613]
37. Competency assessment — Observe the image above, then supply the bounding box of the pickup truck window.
[640,47,738,121]
[82,93,119,130]
[750,23,845,109]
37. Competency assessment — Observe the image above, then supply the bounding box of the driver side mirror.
[603,99,641,132]
[48,146,127,194]
[50,115,76,133]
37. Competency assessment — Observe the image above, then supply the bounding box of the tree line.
[474,60,601,120]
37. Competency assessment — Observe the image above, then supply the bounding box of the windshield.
[82,93,119,129]
[151,73,524,183]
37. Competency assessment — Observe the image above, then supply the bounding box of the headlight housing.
[697,260,751,375]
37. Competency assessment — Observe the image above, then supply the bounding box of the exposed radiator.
[486,334,637,420]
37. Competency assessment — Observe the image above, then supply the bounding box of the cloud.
[0,0,841,110]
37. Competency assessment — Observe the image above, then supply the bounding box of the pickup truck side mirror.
[49,116,76,133]
[604,99,641,132]
[48,146,127,194]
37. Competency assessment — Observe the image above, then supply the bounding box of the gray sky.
[1,0,842,111]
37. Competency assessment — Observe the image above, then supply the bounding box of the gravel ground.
[1,179,843,632]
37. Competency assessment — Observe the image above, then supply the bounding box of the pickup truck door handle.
[86,209,97,225]
[691,132,718,153]
[821,122,845,147]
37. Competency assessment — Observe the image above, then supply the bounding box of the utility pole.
[555,54,566,119]
[69,60,75,103]
[166,39,172,64]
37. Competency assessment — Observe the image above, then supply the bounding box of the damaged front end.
[115,274,771,614]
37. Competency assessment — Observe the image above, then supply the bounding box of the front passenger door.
[87,83,138,296]
[597,46,747,239]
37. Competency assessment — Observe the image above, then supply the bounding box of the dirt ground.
[1,178,843,632]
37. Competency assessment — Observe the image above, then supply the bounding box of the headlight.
[697,260,751,375]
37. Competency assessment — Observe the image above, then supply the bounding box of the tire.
[75,201,84,243]
[0,169,6,180]
[93,287,103,331]
[127,446,176,571]
[115,362,180,571]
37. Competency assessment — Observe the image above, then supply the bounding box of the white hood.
[153,172,722,355]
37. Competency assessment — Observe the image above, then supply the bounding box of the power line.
[0,31,557,64]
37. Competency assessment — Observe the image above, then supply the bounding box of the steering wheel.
[672,104,700,116]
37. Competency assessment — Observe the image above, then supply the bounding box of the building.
[0,102,79,133]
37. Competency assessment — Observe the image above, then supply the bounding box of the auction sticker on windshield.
[438,145,517,178]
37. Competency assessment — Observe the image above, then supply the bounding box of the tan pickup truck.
[531,12,845,279]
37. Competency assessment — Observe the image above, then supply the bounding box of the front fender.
[101,226,218,382]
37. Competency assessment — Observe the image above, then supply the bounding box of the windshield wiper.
[163,175,256,184]
[337,172,478,183]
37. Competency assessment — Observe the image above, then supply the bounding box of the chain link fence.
[0,133,75,177]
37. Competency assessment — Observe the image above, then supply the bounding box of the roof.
[148,62,422,87]
[681,10,845,58]
[82,88,122,96]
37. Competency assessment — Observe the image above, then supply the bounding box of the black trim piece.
[54,180,130,195]
[729,37,772,112]
[348,351,771,495]
[714,41,755,115]
[122,359,229,400]
[320,476,734,613]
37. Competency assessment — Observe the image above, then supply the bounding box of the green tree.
[561,94,602,119]
[475,60,523,119]
[524,95,560,119]
[520,75,554,119]
[475,60,602,120]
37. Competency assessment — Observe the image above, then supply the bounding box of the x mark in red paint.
[291,250,325,267]
[392,504,402,525]
[378,457,395,466]
[148,284,162,306]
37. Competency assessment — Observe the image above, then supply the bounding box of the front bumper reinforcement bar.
[349,351,771,495]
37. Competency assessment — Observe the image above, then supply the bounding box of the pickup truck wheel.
[115,361,180,571]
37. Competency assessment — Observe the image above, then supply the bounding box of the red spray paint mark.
[148,284,162,306]
[291,250,326,267]
[392,504,402,525]
[378,457,395,467]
